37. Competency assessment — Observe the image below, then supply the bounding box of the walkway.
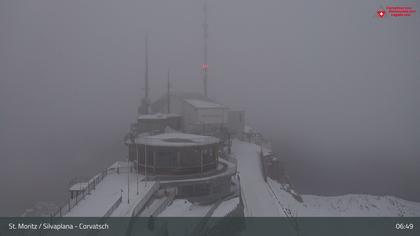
[232,140,284,216]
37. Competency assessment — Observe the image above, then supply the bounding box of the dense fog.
[1,0,419,216]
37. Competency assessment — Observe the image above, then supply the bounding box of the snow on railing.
[151,191,176,217]
[265,180,300,235]
[192,195,242,236]
[240,183,250,216]
[50,163,134,217]
[130,182,160,217]
[213,194,241,217]
[242,126,271,150]
[50,171,107,217]
[103,196,122,217]
[224,201,242,217]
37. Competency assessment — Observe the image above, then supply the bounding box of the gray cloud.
[1,0,419,215]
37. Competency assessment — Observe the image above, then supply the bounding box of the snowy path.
[232,140,284,216]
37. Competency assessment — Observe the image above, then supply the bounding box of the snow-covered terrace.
[65,163,158,217]
[159,199,213,217]
[69,182,88,192]
[232,139,286,216]
[211,197,240,217]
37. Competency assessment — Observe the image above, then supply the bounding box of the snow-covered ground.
[66,172,156,217]
[232,139,284,216]
[212,197,240,217]
[35,139,420,218]
[158,199,213,217]
[268,179,420,217]
[232,139,420,217]
[21,202,59,217]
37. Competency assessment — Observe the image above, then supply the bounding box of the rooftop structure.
[126,131,237,203]
[48,162,159,218]
[184,99,225,109]
[135,132,219,147]
[151,92,230,134]
[135,113,182,134]
[129,132,220,176]
[137,113,180,120]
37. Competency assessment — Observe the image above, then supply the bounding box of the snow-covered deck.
[159,199,213,217]
[212,197,240,217]
[69,182,88,191]
[65,171,157,217]
[232,139,285,216]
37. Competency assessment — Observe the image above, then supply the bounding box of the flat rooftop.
[136,132,219,147]
[137,113,180,120]
[185,99,226,109]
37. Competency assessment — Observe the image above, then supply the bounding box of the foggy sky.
[1,0,419,216]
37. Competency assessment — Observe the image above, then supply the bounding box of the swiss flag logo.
[377,9,386,18]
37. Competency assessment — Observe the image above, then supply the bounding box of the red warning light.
[377,9,386,18]
[202,64,208,70]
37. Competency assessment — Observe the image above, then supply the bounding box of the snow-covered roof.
[69,182,88,191]
[136,132,219,147]
[185,99,226,109]
[138,113,180,120]
[108,161,133,169]
[244,125,256,133]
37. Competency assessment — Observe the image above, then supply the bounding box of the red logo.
[377,9,386,18]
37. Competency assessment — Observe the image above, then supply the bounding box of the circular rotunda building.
[128,132,237,202]
[130,133,220,175]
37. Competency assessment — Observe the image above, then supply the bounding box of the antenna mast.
[167,68,171,113]
[139,35,150,115]
[202,1,208,97]
[145,35,150,113]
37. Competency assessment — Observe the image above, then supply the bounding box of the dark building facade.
[129,133,220,175]
[127,132,236,203]
[136,113,182,134]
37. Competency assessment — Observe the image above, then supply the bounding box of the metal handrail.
[50,165,129,217]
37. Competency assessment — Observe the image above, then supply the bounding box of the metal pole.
[127,156,130,204]
[145,35,150,114]
[167,68,171,113]
[136,143,139,195]
[201,149,203,173]
[144,144,147,186]
[203,1,208,97]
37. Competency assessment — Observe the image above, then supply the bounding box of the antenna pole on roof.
[145,35,150,114]
[138,35,151,115]
[202,1,208,97]
[167,68,171,113]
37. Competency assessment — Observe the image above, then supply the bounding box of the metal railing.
[50,164,134,217]
[151,191,176,217]
[130,182,160,217]
[103,196,122,217]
